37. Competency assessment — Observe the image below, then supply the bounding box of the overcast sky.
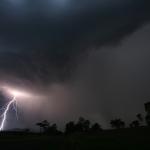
[0,0,150,130]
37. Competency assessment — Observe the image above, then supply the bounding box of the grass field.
[0,127,150,150]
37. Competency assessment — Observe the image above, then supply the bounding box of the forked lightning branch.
[0,95,17,131]
[0,87,31,131]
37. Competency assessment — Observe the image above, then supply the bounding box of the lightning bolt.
[0,96,17,131]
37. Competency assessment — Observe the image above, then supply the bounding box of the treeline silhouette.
[34,102,150,135]
[35,113,150,135]
[36,117,102,135]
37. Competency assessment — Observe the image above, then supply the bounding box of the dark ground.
[0,127,150,150]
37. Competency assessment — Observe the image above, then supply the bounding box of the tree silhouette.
[75,117,85,132]
[36,120,50,133]
[41,120,50,132]
[36,122,43,133]
[65,121,76,134]
[129,120,139,128]
[110,119,125,129]
[91,123,102,133]
[83,120,90,132]
[65,117,91,134]
[136,114,143,122]
[145,115,150,126]
[46,123,59,135]
[75,117,91,132]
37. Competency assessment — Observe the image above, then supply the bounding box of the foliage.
[110,119,125,129]
[130,120,140,128]
[65,117,102,134]
[145,115,150,126]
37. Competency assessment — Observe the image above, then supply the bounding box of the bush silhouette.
[110,119,125,129]
[90,123,102,133]
[65,121,76,134]
[130,120,140,128]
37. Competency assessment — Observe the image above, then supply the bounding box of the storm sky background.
[0,0,150,130]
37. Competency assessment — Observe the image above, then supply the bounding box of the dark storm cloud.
[0,0,150,130]
[71,24,150,127]
[0,0,149,83]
